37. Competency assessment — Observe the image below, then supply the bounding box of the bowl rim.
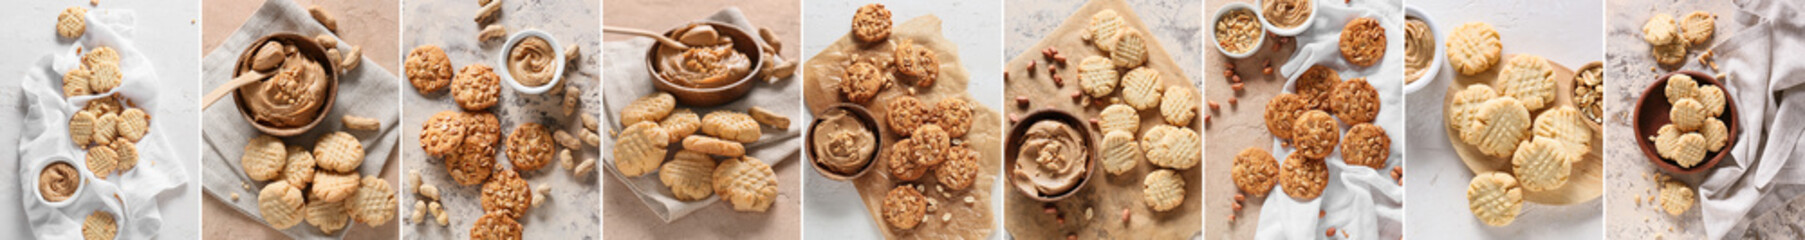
[32,157,86,208]
[1256,0,1317,36]
[1633,70,1740,174]
[495,29,566,95]
[231,33,338,137]
[1401,5,1443,94]
[805,103,886,181]
[643,21,765,93]
[1004,109,1098,202]
[1211,2,1265,59]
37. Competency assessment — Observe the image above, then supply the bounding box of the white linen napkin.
[1690,0,1805,238]
[15,9,192,240]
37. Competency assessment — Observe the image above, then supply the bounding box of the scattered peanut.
[307,5,339,33]
[342,115,380,131]
[479,25,508,42]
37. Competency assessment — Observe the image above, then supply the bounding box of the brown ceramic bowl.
[231,33,339,137]
[1005,109,1097,202]
[805,103,886,181]
[1633,71,1739,174]
[644,21,764,107]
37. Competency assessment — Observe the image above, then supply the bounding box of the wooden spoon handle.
[202,71,271,109]
[604,26,690,50]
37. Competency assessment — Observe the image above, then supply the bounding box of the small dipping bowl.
[805,103,886,181]
[1634,71,1740,174]
[496,29,566,95]
[232,33,339,137]
[31,157,85,208]
[1005,109,1097,202]
[1256,0,1317,36]
[1402,5,1442,94]
[644,21,765,107]
[1211,2,1265,59]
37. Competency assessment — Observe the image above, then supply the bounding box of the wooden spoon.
[604,25,690,50]
[202,41,288,108]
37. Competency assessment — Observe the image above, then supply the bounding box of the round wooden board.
[1439,54,1603,205]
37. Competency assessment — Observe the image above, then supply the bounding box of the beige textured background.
[199,0,401,239]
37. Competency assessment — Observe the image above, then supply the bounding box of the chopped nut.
[1263,67,1273,75]
[230,192,239,201]
[1052,74,1064,87]
[1232,83,1245,91]
[565,44,582,63]
[1016,96,1030,107]
[1235,193,1245,202]
[1232,202,1242,211]
[411,200,427,223]
[1228,97,1238,105]
[1208,101,1220,110]
[1122,208,1132,223]
[1327,227,1337,237]
[1028,61,1037,72]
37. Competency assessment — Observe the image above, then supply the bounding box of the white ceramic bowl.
[1403,5,1443,94]
[1211,2,1266,59]
[31,157,86,208]
[1256,0,1316,36]
[496,29,567,95]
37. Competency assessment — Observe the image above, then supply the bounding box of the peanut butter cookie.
[85,145,116,179]
[713,156,778,212]
[1498,55,1556,111]
[347,176,395,225]
[1339,17,1387,67]
[1341,123,1390,169]
[1463,97,1529,158]
[63,68,92,98]
[894,39,939,87]
[1447,22,1502,75]
[1291,110,1339,159]
[683,135,745,157]
[937,146,980,191]
[886,139,929,181]
[1146,125,1201,169]
[1143,169,1185,211]
[242,135,287,181]
[405,45,454,94]
[57,7,86,39]
[1512,137,1575,192]
[1121,67,1164,111]
[258,180,305,229]
[1099,104,1139,135]
[661,150,717,201]
[1467,172,1523,226]
[482,168,531,219]
[471,211,522,240]
[623,92,677,126]
[881,185,927,230]
[311,171,360,203]
[1264,94,1307,140]
[613,122,670,177]
[303,196,348,234]
[1233,148,1279,196]
[935,98,974,138]
[1113,29,1147,68]
[885,96,929,137]
[1448,84,1499,136]
[81,211,116,240]
[1680,11,1715,46]
[505,123,554,171]
[314,131,365,173]
[1078,56,1119,98]
[1100,130,1142,175]
[282,146,315,186]
[1278,153,1327,200]
[701,111,761,143]
[659,108,702,144]
[1161,86,1198,125]
[419,111,467,157]
[852,4,892,43]
[839,59,891,105]
[1086,10,1125,52]
[447,146,495,186]
[1329,78,1380,124]
[118,108,148,142]
[1295,65,1341,111]
[452,64,501,110]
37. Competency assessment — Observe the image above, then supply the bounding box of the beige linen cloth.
[15,9,192,240]
[197,0,399,239]
[601,7,802,222]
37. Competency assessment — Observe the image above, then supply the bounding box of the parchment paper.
[801,15,1001,240]
[1000,0,1202,238]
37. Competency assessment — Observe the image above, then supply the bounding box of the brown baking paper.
[1440,54,1603,205]
[802,15,1002,240]
[1001,0,1203,238]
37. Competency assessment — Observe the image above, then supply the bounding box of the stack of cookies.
[612,91,786,213]
[1252,65,1391,202]
[879,95,979,230]
[68,94,150,181]
[242,131,395,234]
[1647,74,1731,168]
[1641,12,1715,66]
[1444,49,1592,226]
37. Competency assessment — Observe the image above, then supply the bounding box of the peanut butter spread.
[40,162,79,202]
[1011,121,1089,196]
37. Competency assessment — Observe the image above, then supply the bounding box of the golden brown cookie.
[623,92,677,126]
[885,96,929,137]
[659,108,702,144]
[613,122,670,177]
[1339,17,1387,67]
[937,146,980,191]
[1233,148,1279,196]
[1497,55,1557,111]
[713,156,778,212]
[242,135,287,181]
[1146,125,1201,169]
[1263,94,1308,141]
[1330,78,1381,124]
[1671,98,1706,131]
[852,4,892,43]
[1665,74,1699,103]
[1512,137,1576,192]
[1099,104,1140,135]
[482,168,531,219]
[118,108,148,142]
[347,176,395,225]
[1660,180,1695,216]
[63,68,92,98]
[446,146,495,186]
[1680,11,1716,46]
[1467,172,1523,226]
[1464,97,1530,158]
[1113,29,1148,68]
[311,171,360,203]
[70,110,96,146]
[282,146,315,186]
[1532,106,1592,155]
[405,45,455,94]
[1085,10,1126,51]
[1449,84,1500,136]
[314,131,365,173]
[93,113,117,146]
[881,185,927,230]
[58,7,87,39]
[452,64,501,110]
[912,125,951,167]
[303,196,348,234]
[1697,85,1726,117]
[419,111,467,157]
[470,211,522,240]
[85,145,115,179]
[1291,110,1339,159]
[661,150,717,201]
[886,139,929,181]
[505,123,554,171]
[1447,22,1502,75]
[1161,86,1198,125]
[701,111,761,143]
[1702,118,1729,152]
[1121,67,1164,111]
[1342,123,1390,169]
[113,141,137,172]
[1296,65,1341,111]
[683,135,745,157]
[839,59,891,105]
[935,98,974,138]
[1078,56,1119,98]
[1100,130,1142,175]
[1143,169,1185,211]
[82,211,116,240]
[1672,133,1707,167]
[462,110,502,151]
[893,39,939,87]
[258,180,305,229]
[1278,153,1328,200]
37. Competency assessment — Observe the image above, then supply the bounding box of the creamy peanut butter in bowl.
[34,158,85,207]
[1403,6,1442,94]
[498,29,566,95]
[231,33,339,137]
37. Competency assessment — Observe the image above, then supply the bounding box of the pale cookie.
[84,47,119,70]
[1278,153,1328,200]
[713,156,778,212]
[1653,124,1682,159]
[882,185,927,230]
[1100,130,1143,175]
[70,110,96,146]
[1644,14,1681,46]
[1341,123,1390,169]
[1680,11,1715,46]
[118,108,148,142]
[452,64,501,110]
[1085,9,1126,51]
[311,171,360,203]
[1512,137,1575,192]
[113,141,137,172]
[1160,86,1198,125]
[82,211,115,240]
[1078,56,1120,98]
[1113,29,1147,68]
[258,180,305,229]
[1660,180,1695,216]
[447,146,495,186]
[505,123,554,171]
[1291,110,1339,160]
[1295,65,1341,111]
[1146,125,1201,169]
[1099,104,1139,135]
[1672,133,1707,168]
[89,62,121,93]
[470,211,522,240]
[64,68,92,97]
[1464,97,1530,158]
[840,59,891,105]
[1697,85,1726,117]
[1120,67,1164,111]
[659,108,701,144]
[886,139,929,181]
[482,169,531,219]
[613,122,670,177]
[911,125,951,168]
[660,150,717,201]
[1447,22,1503,75]
[1449,84,1500,136]
[303,196,348,234]
[702,111,762,143]
[1652,39,1688,66]
[852,3,892,43]
[85,145,116,179]
[885,96,929,138]
[683,135,745,157]
[347,175,396,225]
[1233,148,1279,196]
[242,135,287,181]
[1665,74,1699,103]
[93,113,117,145]
[1702,118,1728,152]
[1143,169,1186,211]
[282,146,316,186]
[893,39,940,87]
[622,92,676,125]
[1339,17,1387,67]
[58,7,87,39]
[314,131,365,173]
[405,45,455,94]
[935,98,974,138]
[1497,55,1556,111]
[1264,93,1307,140]
[462,110,502,151]
[1467,172,1523,226]
[419,111,467,157]
[1671,98,1706,131]
[936,146,980,191]
[1330,78,1380,124]
[1532,106,1592,156]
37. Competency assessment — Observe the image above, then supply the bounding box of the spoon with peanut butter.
[604,25,692,50]
[202,40,287,108]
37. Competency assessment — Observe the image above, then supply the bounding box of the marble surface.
[400,0,602,239]
[1404,0,1606,239]
[797,1,1006,239]
[0,0,204,239]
